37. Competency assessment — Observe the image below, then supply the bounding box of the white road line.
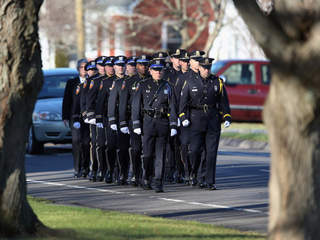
[27,179,267,215]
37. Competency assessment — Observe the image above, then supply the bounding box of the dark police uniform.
[108,56,131,185]
[118,56,150,186]
[62,75,82,177]
[80,61,100,181]
[179,57,231,190]
[132,59,178,192]
[95,57,117,183]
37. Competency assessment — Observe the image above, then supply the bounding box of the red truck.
[211,59,270,122]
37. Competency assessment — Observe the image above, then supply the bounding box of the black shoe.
[191,178,198,186]
[104,172,113,184]
[175,175,184,184]
[74,171,81,178]
[130,177,138,187]
[154,185,164,193]
[207,184,217,190]
[143,180,152,190]
[89,172,97,182]
[97,171,105,182]
[82,169,89,178]
[199,182,207,188]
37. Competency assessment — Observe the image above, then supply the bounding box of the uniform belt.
[190,104,216,112]
[143,109,168,119]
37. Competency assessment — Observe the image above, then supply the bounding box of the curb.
[220,137,269,151]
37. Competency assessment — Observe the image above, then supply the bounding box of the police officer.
[95,56,117,183]
[117,55,151,186]
[79,60,99,178]
[174,52,192,184]
[108,56,131,185]
[132,59,178,193]
[179,57,231,190]
[62,58,88,178]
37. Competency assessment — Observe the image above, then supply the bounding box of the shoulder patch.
[110,81,115,90]
[121,80,126,90]
[89,81,94,90]
[83,80,87,89]
[76,85,80,95]
[99,81,103,90]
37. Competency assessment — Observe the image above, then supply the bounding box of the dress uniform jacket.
[62,77,80,121]
[80,74,99,119]
[86,74,105,121]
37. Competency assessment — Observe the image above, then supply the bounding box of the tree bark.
[233,1,320,239]
[0,0,45,237]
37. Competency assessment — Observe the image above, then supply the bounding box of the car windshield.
[211,61,227,74]
[38,74,76,99]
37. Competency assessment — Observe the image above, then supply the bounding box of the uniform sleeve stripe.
[179,113,185,117]
[223,114,231,118]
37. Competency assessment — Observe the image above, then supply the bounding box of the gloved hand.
[120,127,129,134]
[177,118,181,127]
[224,121,231,128]
[84,118,89,124]
[182,119,190,127]
[133,128,141,135]
[88,118,96,125]
[73,122,81,129]
[96,122,104,128]
[110,124,117,131]
[170,129,177,137]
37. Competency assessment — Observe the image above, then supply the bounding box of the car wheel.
[26,127,44,154]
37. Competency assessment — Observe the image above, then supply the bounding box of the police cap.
[149,59,165,71]
[179,52,190,62]
[199,57,215,69]
[136,55,152,65]
[95,56,108,66]
[189,50,205,61]
[169,49,187,58]
[103,56,115,66]
[152,51,168,60]
[114,55,127,66]
[84,60,97,71]
[127,56,138,66]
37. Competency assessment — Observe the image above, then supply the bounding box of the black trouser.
[129,123,142,184]
[179,126,191,179]
[117,131,130,181]
[96,126,107,176]
[189,109,221,185]
[71,120,82,173]
[89,124,97,173]
[142,116,169,187]
[166,134,184,180]
[106,126,118,178]
[80,121,90,173]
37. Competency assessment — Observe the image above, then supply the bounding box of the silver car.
[26,68,78,154]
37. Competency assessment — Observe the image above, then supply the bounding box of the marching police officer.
[95,56,117,183]
[132,59,178,193]
[108,56,131,185]
[179,57,231,190]
[117,55,151,186]
[62,58,88,178]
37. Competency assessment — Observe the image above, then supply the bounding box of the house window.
[161,21,182,51]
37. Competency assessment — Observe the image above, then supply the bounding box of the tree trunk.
[0,0,45,237]
[233,1,320,239]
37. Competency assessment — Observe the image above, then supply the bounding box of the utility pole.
[75,0,85,58]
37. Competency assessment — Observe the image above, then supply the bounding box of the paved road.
[26,144,270,234]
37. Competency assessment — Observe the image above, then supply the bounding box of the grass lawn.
[221,123,268,142]
[21,197,266,240]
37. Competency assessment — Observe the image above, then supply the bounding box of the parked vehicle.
[26,68,78,154]
[211,59,270,122]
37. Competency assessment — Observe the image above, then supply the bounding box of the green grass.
[21,197,266,240]
[221,123,268,142]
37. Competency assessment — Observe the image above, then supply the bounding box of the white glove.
[182,119,190,127]
[88,118,96,125]
[110,124,117,131]
[120,127,129,134]
[96,122,104,128]
[177,118,181,127]
[170,129,177,137]
[84,118,89,124]
[73,122,81,129]
[224,121,231,128]
[133,128,141,135]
